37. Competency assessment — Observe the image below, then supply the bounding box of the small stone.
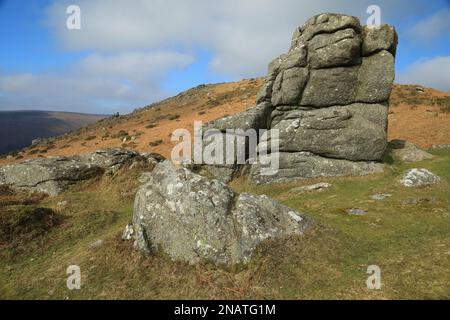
[346,208,368,216]
[290,182,332,193]
[369,193,392,201]
[122,223,134,240]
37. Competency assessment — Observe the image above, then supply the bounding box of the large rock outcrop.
[130,160,312,265]
[195,13,397,184]
[0,149,159,195]
[251,13,397,183]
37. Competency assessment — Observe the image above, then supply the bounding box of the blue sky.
[0,0,449,114]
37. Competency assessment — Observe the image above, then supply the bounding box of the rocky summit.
[202,13,397,184]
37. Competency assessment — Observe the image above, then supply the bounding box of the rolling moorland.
[0,79,449,299]
[0,111,106,155]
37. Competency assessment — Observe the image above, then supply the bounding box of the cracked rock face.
[251,13,397,183]
[131,160,312,265]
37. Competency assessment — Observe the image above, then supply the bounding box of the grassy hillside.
[1,81,449,166]
[1,148,449,299]
[0,81,449,299]
[0,111,106,155]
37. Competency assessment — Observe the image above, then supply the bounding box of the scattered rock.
[129,160,312,265]
[204,102,273,133]
[346,208,368,216]
[197,102,273,182]
[290,182,332,193]
[386,140,434,162]
[369,193,392,201]
[400,168,441,187]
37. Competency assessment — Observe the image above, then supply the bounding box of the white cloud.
[0,74,36,91]
[47,0,421,77]
[78,51,194,83]
[2,0,437,113]
[409,8,450,42]
[397,56,450,91]
[0,51,194,113]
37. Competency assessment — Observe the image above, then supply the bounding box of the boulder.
[300,66,359,107]
[386,140,434,162]
[271,67,309,106]
[291,13,361,46]
[198,103,273,182]
[131,160,312,265]
[204,102,272,133]
[270,105,387,161]
[79,149,139,168]
[0,148,157,195]
[400,168,441,187]
[79,148,140,175]
[308,28,361,69]
[0,157,102,196]
[250,152,384,184]
[362,25,398,56]
[355,50,395,103]
[198,130,251,182]
[280,46,308,70]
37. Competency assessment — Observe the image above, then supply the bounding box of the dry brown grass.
[1,81,449,166]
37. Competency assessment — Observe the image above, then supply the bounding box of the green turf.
[1,150,449,299]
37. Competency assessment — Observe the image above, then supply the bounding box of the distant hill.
[0,111,107,155]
